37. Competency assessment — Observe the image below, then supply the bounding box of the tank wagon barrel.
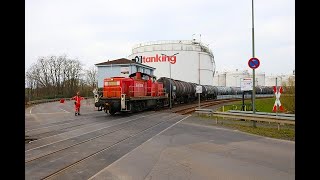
[157,77,217,104]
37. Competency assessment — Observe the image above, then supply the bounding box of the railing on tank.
[103,86,122,97]
[146,86,155,96]
[100,84,166,98]
[158,88,165,96]
[128,85,148,96]
[131,40,213,55]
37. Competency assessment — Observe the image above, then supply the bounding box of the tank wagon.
[156,77,217,104]
[255,86,274,94]
[157,77,197,104]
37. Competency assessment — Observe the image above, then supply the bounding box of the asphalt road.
[25,99,294,180]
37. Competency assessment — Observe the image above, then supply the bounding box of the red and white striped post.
[272,85,284,113]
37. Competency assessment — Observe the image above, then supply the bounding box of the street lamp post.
[161,53,179,110]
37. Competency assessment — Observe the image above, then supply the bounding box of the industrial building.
[95,38,293,88]
[213,69,295,87]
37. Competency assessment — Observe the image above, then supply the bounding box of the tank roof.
[131,40,213,55]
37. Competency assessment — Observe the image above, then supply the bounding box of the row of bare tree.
[25,55,97,101]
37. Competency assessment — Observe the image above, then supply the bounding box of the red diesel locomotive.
[95,72,168,115]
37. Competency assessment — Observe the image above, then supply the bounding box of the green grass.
[219,97,285,113]
[198,115,295,141]
[199,97,295,141]
[218,122,295,141]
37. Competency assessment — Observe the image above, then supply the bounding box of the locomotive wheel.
[109,109,116,115]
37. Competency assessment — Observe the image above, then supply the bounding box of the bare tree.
[85,66,98,89]
[25,55,84,99]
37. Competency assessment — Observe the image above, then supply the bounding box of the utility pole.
[252,0,257,127]
[198,52,201,108]
[161,53,179,110]
[252,0,256,114]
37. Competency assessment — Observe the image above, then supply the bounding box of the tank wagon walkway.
[25,100,294,180]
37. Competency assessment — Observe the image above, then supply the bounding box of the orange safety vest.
[72,95,84,105]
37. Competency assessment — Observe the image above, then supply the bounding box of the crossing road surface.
[25,99,294,180]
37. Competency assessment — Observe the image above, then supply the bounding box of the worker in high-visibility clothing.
[71,92,85,116]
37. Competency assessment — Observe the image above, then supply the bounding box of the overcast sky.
[25,0,294,76]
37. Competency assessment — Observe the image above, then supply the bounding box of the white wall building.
[226,69,250,87]
[265,76,282,86]
[214,69,294,87]
[95,58,155,88]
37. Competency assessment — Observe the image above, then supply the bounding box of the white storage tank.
[213,71,219,86]
[218,72,226,86]
[128,40,215,85]
[247,71,266,86]
[265,75,282,86]
[280,74,295,86]
[226,69,250,87]
[255,72,266,86]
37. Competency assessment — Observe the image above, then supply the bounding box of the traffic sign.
[196,86,202,93]
[272,86,284,112]
[240,78,253,91]
[248,57,260,69]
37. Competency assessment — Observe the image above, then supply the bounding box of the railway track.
[25,112,187,179]
[25,95,274,179]
[172,99,239,115]
[171,96,272,115]
[25,113,118,142]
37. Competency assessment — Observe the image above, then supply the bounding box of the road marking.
[88,114,191,180]
[26,113,164,152]
[234,130,295,143]
[29,107,34,114]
